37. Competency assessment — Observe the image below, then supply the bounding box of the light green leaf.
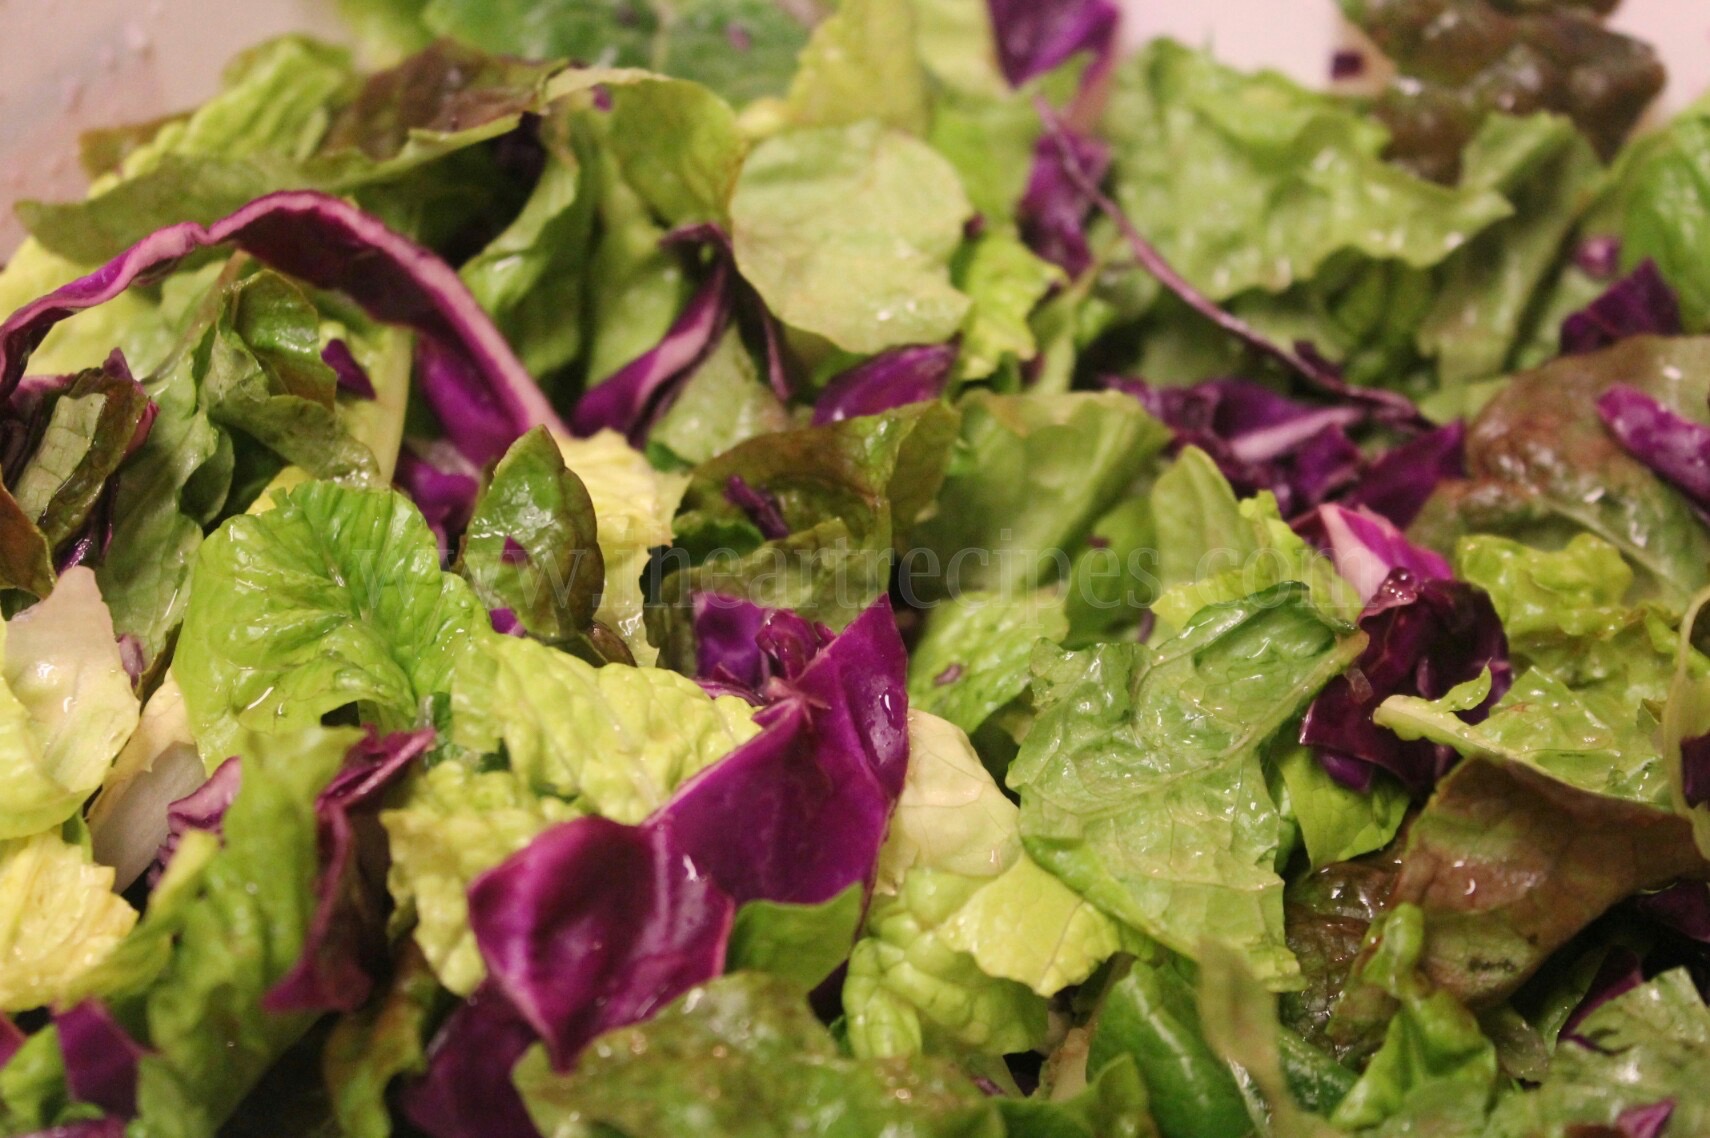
[844,870,1049,1059]
[1274,740,1408,870]
[954,232,1063,381]
[382,761,580,996]
[912,391,1169,596]
[731,120,973,354]
[726,885,865,992]
[646,325,790,470]
[548,68,747,225]
[0,828,138,1012]
[553,430,690,666]
[514,973,1004,1138]
[1102,39,1512,301]
[174,482,484,763]
[877,710,1022,892]
[452,632,759,821]
[1010,584,1366,986]
[907,590,1070,738]
[131,725,355,1138]
[0,568,140,840]
[785,0,931,137]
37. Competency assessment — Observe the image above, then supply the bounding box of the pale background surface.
[1,0,1707,254]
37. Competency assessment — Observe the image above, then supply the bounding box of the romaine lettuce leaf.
[129,725,355,1138]
[452,632,759,821]
[0,829,137,1014]
[513,973,1004,1138]
[0,569,140,841]
[382,761,579,997]
[906,590,1069,738]
[911,391,1167,597]
[730,121,973,354]
[724,885,864,992]
[1010,584,1365,985]
[174,482,484,762]
[1101,39,1512,302]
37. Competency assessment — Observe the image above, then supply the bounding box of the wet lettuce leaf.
[1413,337,1710,607]
[0,828,138,1014]
[907,589,1069,738]
[457,427,604,645]
[1010,583,1366,985]
[1101,39,1512,303]
[174,482,484,762]
[911,392,1168,598]
[730,120,974,354]
[513,973,1004,1138]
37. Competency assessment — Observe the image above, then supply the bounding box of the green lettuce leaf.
[954,232,1066,383]
[419,0,656,66]
[458,427,604,645]
[1663,586,1710,858]
[1087,954,1256,1138]
[382,760,579,996]
[877,711,1022,891]
[0,568,140,841]
[995,1052,1158,1138]
[1597,96,1710,330]
[202,270,381,485]
[1485,969,1710,1136]
[1273,740,1408,870]
[174,482,484,762]
[730,120,973,354]
[130,725,355,1138]
[1102,39,1512,302]
[458,119,595,380]
[553,431,689,667]
[725,885,865,992]
[547,68,747,226]
[843,869,1049,1059]
[0,827,138,1013]
[322,943,442,1138]
[1149,448,1359,633]
[1328,905,1498,1132]
[1010,584,1366,985]
[1416,113,1604,387]
[645,326,790,470]
[657,0,812,107]
[785,0,931,136]
[911,392,1168,597]
[514,972,1004,1138]
[451,632,759,820]
[907,590,1070,738]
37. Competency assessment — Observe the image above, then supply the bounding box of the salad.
[2,0,1709,1135]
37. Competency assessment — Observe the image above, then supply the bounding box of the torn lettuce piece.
[784,0,931,136]
[382,761,579,998]
[730,120,973,354]
[906,590,1069,739]
[0,568,140,841]
[1010,584,1365,985]
[0,829,138,1013]
[553,430,689,667]
[174,482,484,763]
[514,973,1002,1138]
[451,632,760,822]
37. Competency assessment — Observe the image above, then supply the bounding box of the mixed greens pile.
[3,0,1710,1135]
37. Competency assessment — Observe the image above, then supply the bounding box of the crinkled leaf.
[1010,584,1365,985]
[174,482,484,762]
[912,392,1168,597]
[731,121,973,354]
[0,831,137,1014]
[514,972,1003,1138]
